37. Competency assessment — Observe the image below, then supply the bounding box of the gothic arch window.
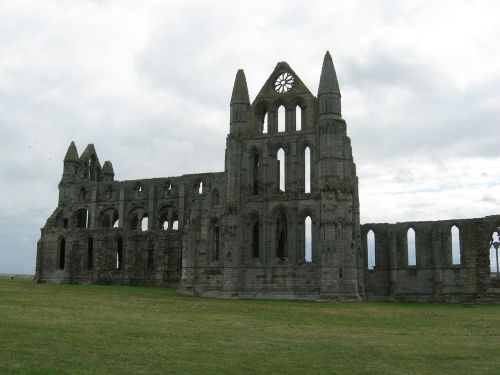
[128,207,147,231]
[489,226,500,277]
[262,111,268,134]
[140,214,149,231]
[135,183,144,198]
[87,237,93,271]
[100,208,119,229]
[251,215,260,258]
[251,149,260,195]
[165,182,173,197]
[277,105,286,132]
[79,187,87,201]
[74,208,90,229]
[304,146,311,194]
[116,237,123,270]
[304,216,312,262]
[277,148,285,192]
[296,105,302,131]
[276,211,288,260]
[451,225,461,265]
[58,237,66,270]
[212,220,221,261]
[367,230,376,270]
[105,185,112,200]
[407,228,416,266]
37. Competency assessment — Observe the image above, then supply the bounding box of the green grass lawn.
[1,277,499,374]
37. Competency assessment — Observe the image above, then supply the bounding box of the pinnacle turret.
[230,69,250,104]
[318,51,341,118]
[64,141,79,162]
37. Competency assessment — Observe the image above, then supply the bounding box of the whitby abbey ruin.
[35,52,500,303]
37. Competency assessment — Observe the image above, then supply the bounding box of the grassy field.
[1,277,499,374]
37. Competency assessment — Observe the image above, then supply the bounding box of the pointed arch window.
[262,112,268,134]
[252,150,260,195]
[252,218,260,258]
[296,105,302,130]
[87,237,93,271]
[277,105,286,132]
[116,237,123,270]
[305,216,312,262]
[140,215,148,231]
[451,225,461,265]
[276,212,288,260]
[277,148,285,192]
[58,238,66,270]
[367,230,375,270]
[213,224,220,261]
[407,228,416,266]
[304,146,311,193]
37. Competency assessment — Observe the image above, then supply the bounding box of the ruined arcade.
[35,52,500,302]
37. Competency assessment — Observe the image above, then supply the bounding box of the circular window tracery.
[274,72,294,93]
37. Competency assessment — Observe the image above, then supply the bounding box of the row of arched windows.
[366,226,462,269]
[260,105,304,134]
[211,211,313,262]
[58,236,126,272]
[251,145,312,195]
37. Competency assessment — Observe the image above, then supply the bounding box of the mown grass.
[0,277,499,374]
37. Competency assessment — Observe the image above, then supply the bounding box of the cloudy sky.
[1,0,499,274]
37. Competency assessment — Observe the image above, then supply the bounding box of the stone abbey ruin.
[35,52,500,302]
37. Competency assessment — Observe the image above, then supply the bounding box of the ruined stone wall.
[360,215,500,302]
[35,170,226,287]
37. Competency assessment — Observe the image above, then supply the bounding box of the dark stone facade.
[35,52,500,302]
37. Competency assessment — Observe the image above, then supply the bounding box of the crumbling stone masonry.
[35,52,500,302]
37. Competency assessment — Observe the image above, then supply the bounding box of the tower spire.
[64,141,79,162]
[230,69,250,104]
[318,51,341,119]
[230,69,250,135]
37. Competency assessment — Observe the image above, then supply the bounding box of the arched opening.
[296,105,302,131]
[87,237,93,271]
[75,208,90,229]
[451,225,461,265]
[197,181,203,195]
[106,186,112,200]
[213,224,220,261]
[116,237,123,270]
[140,215,148,231]
[304,146,311,193]
[367,230,375,270]
[277,148,285,192]
[136,184,143,198]
[172,220,178,230]
[58,238,66,270]
[252,219,259,258]
[252,150,260,195]
[165,182,172,196]
[112,218,119,228]
[276,211,287,260]
[90,155,97,180]
[407,228,416,266]
[79,187,87,201]
[277,105,285,132]
[163,220,169,230]
[305,216,312,262]
[262,111,268,134]
[490,227,500,277]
